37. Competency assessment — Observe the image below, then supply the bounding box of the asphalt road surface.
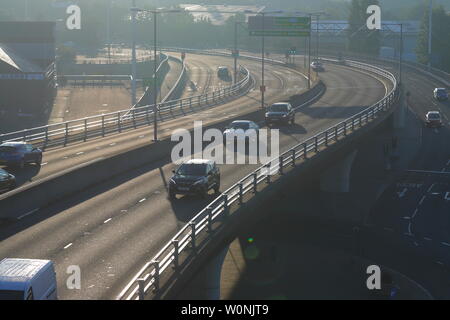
[0,53,388,299]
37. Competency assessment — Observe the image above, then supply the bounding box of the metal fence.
[0,66,251,149]
[117,58,399,300]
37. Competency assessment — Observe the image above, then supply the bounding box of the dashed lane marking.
[63,243,73,250]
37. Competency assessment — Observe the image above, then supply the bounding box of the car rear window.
[177,164,207,176]
[428,113,441,119]
[269,105,289,112]
[230,122,250,130]
[0,146,18,153]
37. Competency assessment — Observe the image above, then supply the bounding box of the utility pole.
[153,11,158,141]
[428,0,433,70]
[131,0,137,107]
[399,24,403,85]
[107,0,112,62]
[308,26,311,89]
[234,21,238,84]
[261,12,266,109]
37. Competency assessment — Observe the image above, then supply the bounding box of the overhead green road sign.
[249,30,310,37]
[272,17,311,29]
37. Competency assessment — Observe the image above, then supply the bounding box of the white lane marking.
[427,184,435,193]
[110,143,116,146]
[441,242,450,247]
[64,243,73,250]
[139,198,146,203]
[384,227,394,232]
[412,209,419,219]
[445,192,450,201]
[76,152,84,156]
[436,261,444,265]
[408,223,412,235]
[419,196,426,205]
[139,135,145,138]
[403,216,411,220]
[397,188,407,198]
[447,160,450,166]
[41,162,48,166]
[424,237,432,241]
[17,208,39,220]
[414,242,419,247]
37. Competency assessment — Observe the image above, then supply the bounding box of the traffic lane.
[0,62,387,299]
[1,55,304,190]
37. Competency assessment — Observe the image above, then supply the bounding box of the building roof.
[0,44,44,73]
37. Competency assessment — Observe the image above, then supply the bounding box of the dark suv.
[168,159,220,199]
[0,142,42,168]
[265,102,295,126]
[217,66,230,80]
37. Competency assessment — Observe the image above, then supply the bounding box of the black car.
[0,168,16,193]
[168,159,220,199]
[217,66,230,80]
[265,102,295,126]
[0,142,42,168]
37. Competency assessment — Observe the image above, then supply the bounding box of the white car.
[425,111,442,128]
[223,120,260,144]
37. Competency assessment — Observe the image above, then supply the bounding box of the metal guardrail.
[117,58,399,300]
[0,66,251,149]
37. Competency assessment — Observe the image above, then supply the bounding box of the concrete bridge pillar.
[319,150,358,193]
[393,84,406,129]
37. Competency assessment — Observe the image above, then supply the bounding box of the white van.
[0,258,57,300]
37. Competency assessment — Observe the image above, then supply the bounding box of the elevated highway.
[0,51,390,299]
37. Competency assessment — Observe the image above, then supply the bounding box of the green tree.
[416,5,450,71]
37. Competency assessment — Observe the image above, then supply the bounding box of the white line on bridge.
[17,208,39,220]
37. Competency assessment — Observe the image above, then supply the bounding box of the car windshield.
[269,105,288,112]
[0,290,24,300]
[437,89,446,94]
[177,163,207,176]
[428,113,440,119]
[0,169,9,177]
[230,122,250,130]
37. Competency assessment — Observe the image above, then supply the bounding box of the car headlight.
[282,114,287,117]
[169,178,176,185]
[265,113,269,117]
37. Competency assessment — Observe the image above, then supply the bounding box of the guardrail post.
[198,95,201,107]
[292,149,296,166]
[118,112,122,133]
[64,123,69,146]
[325,131,328,146]
[22,129,27,142]
[146,106,150,124]
[315,137,318,152]
[335,127,338,141]
[152,260,160,292]
[84,119,88,142]
[132,109,137,129]
[172,240,179,270]
[344,122,347,136]
[207,207,214,234]
[253,173,258,193]
[190,222,197,253]
[303,143,308,159]
[266,164,271,184]
[359,115,363,128]
[212,91,215,103]
[279,156,284,175]
[137,278,145,300]
[223,194,229,217]
[238,183,243,204]
[44,127,49,147]
[352,118,355,131]
[189,97,193,110]
[102,115,105,137]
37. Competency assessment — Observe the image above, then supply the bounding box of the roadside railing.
[118,58,399,300]
[0,66,252,149]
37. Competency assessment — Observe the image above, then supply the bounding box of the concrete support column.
[178,245,229,300]
[394,85,406,129]
[320,150,358,193]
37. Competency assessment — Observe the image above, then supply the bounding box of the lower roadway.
[0,53,388,299]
